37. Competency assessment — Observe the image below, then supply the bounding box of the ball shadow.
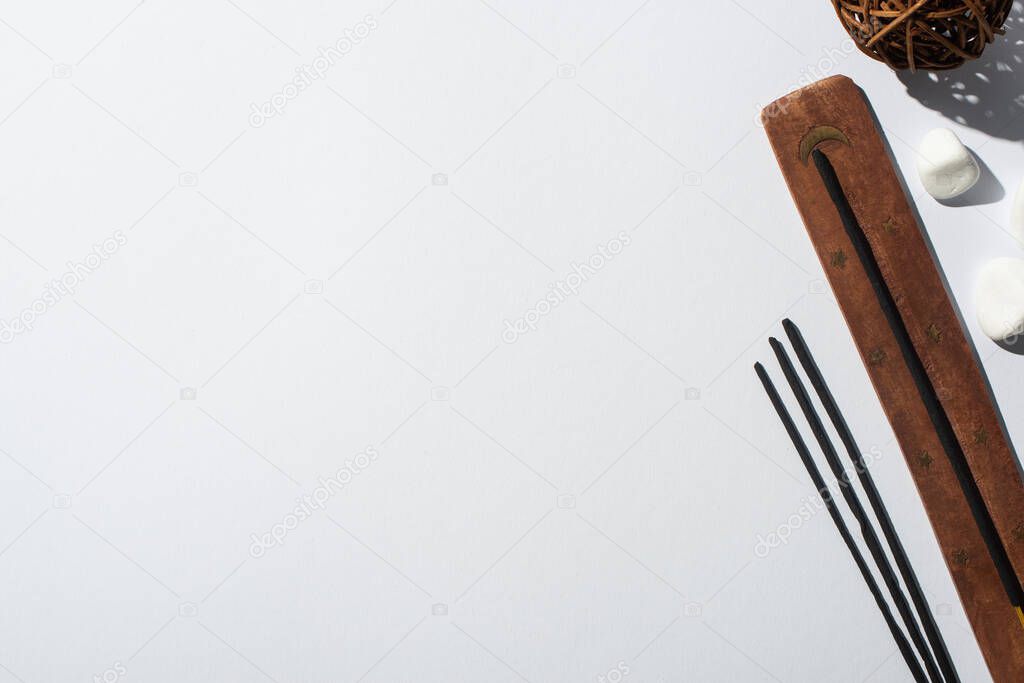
[898,4,1024,141]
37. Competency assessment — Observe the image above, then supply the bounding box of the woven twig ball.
[831,0,1014,71]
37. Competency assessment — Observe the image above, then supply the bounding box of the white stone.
[1011,178,1024,248]
[975,257,1024,341]
[916,128,980,200]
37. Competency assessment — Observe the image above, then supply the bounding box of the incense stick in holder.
[762,74,1024,682]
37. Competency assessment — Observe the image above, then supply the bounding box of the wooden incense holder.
[762,75,1024,680]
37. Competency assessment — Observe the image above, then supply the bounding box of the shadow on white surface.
[898,4,1024,142]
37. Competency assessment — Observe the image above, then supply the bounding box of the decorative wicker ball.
[831,0,1014,71]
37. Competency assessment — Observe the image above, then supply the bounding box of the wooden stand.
[762,75,1024,681]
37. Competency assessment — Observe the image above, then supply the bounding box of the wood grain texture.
[762,74,1024,681]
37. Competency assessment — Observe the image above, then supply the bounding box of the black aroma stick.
[769,337,942,683]
[783,318,959,683]
[755,362,928,683]
[812,149,1024,623]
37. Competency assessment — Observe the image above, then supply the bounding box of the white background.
[0,1,1023,681]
